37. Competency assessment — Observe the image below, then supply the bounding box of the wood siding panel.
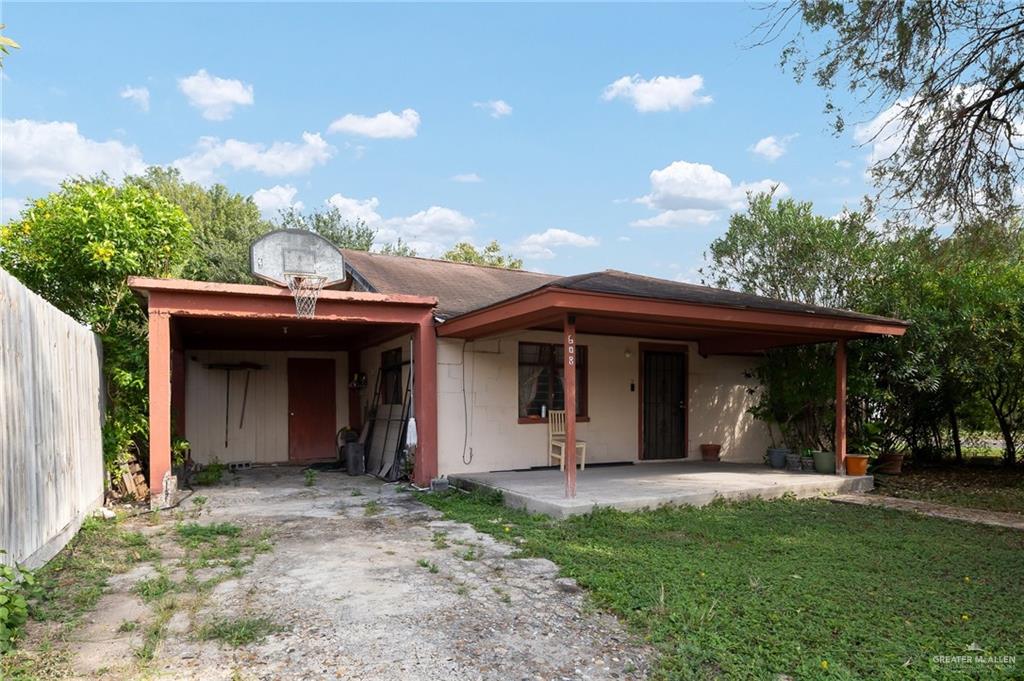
[184,350,348,465]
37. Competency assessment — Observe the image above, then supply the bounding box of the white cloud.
[120,85,150,112]
[602,74,712,113]
[326,193,382,224]
[178,69,254,121]
[1,196,26,222]
[516,228,599,260]
[251,185,303,217]
[749,134,798,161]
[835,159,853,169]
[1,118,147,187]
[173,132,333,183]
[853,100,908,167]
[473,99,512,118]
[324,193,474,256]
[451,172,483,183]
[327,109,420,139]
[631,209,719,228]
[633,160,787,227]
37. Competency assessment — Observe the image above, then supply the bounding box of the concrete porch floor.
[450,461,873,519]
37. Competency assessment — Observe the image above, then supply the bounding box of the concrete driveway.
[71,468,650,680]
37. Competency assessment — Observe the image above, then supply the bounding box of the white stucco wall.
[185,350,349,465]
[436,331,770,475]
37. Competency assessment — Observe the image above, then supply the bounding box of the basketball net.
[285,273,327,318]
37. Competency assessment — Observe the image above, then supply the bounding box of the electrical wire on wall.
[461,338,472,465]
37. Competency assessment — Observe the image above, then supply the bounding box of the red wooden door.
[288,358,337,461]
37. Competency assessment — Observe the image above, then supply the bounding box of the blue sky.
[1,2,879,281]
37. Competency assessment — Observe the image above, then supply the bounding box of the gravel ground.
[73,467,652,680]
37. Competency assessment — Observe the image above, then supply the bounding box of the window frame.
[516,341,589,424]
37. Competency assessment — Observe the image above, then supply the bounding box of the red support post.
[835,338,847,475]
[148,310,172,500]
[564,313,577,498]
[413,316,438,486]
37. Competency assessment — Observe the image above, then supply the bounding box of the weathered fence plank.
[0,268,104,568]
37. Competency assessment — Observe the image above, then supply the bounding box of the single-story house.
[129,236,908,503]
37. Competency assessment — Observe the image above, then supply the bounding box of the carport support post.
[413,317,438,486]
[564,313,577,498]
[835,338,847,475]
[148,310,172,504]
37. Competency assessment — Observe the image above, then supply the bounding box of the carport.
[129,277,439,502]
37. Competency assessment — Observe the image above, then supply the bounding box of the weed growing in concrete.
[118,620,138,633]
[193,461,225,486]
[416,558,430,568]
[431,531,449,549]
[304,469,318,487]
[133,573,175,603]
[198,616,282,647]
[461,548,479,561]
[350,488,363,497]
[363,500,382,516]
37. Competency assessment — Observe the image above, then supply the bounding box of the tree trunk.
[949,408,963,463]
[993,409,1016,467]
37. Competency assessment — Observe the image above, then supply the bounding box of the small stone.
[93,506,116,520]
[554,577,581,593]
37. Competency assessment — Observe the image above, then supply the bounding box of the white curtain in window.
[518,365,544,416]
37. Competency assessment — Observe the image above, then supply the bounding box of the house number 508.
[567,335,575,367]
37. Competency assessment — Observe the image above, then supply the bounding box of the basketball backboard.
[250,229,347,288]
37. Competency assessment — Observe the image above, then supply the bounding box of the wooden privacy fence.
[0,268,105,568]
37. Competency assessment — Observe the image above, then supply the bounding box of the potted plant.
[848,422,882,476]
[785,448,802,471]
[873,450,905,474]
[700,443,722,462]
[812,450,836,474]
[800,448,815,472]
[766,446,790,469]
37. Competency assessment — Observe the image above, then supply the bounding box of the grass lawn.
[421,490,1024,680]
[872,465,1024,515]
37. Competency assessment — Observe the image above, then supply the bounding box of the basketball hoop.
[285,273,326,318]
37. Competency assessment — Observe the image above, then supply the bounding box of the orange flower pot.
[845,454,869,476]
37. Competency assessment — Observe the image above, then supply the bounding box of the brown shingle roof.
[341,250,558,319]
[342,251,907,326]
[546,270,907,325]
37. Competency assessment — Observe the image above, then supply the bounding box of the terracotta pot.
[845,453,869,476]
[875,452,905,474]
[700,443,722,462]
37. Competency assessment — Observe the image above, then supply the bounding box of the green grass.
[197,616,282,647]
[420,490,1024,680]
[363,500,382,516]
[29,517,159,624]
[872,466,1024,515]
[132,573,175,603]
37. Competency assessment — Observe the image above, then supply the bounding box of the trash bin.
[345,443,365,476]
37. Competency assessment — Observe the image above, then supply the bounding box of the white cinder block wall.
[436,331,770,475]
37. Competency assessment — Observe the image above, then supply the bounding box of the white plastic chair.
[548,410,586,470]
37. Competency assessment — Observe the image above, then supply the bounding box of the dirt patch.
[13,468,650,680]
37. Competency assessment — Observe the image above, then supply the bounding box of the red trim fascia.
[437,287,909,340]
[129,276,436,307]
[144,289,432,326]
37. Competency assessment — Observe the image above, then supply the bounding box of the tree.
[129,167,272,283]
[276,207,376,251]
[0,24,19,68]
[757,1,1024,222]
[0,177,193,480]
[442,240,523,269]
[379,237,417,257]
[702,192,880,308]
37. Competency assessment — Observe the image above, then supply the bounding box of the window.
[380,348,404,404]
[517,342,587,420]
